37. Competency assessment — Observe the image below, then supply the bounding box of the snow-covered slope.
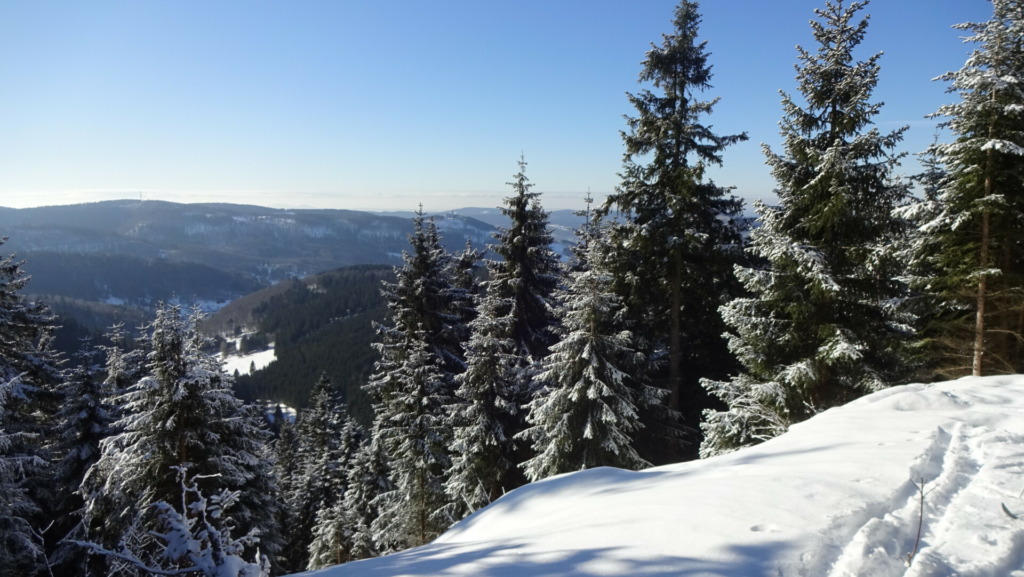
[219,346,277,376]
[302,376,1024,577]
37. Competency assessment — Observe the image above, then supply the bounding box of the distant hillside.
[0,200,494,341]
[377,207,585,257]
[0,200,493,284]
[205,264,395,426]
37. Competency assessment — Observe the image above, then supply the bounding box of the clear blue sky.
[0,1,993,212]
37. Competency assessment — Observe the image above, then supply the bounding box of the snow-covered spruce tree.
[488,156,562,364]
[270,415,298,529]
[370,329,454,549]
[0,376,46,577]
[0,240,63,576]
[101,323,149,402]
[342,436,392,560]
[701,0,911,457]
[306,414,365,570]
[48,345,116,575]
[63,324,149,577]
[904,0,1024,376]
[518,218,651,481]
[364,209,476,541]
[280,372,352,572]
[80,303,281,569]
[444,286,519,517]
[445,158,562,516]
[598,0,747,454]
[183,307,282,569]
[373,208,472,390]
[447,239,484,332]
[74,467,270,577]
[894,142,952,381]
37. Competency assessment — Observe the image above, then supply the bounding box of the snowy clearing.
[299,375,1024,577]
[219,346,276,376]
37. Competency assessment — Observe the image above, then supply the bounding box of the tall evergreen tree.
[48,345,115,576]
[904,0,1024,376]
[81,304,280,569]
[101,323,148,401]
[488,157,562,364]
[371,330,454,549]
[64,326,147,577]
[518,221,651,481]
[702,0,910,457]
[372,209,471,391]
[895,142,951,381]
[306,413,365,570]
[446,157,561,514]
[0,376,45,577]
[447,240,484,331]
[0,240,63,576]
[269,415,299,567]
[280,372,351,572]
[342,436,392,560]
[366,208,480,532]
[445,287,519,516]
[598,0,747,452]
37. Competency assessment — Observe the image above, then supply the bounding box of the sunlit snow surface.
[300,376,1024,577]
[219,347,276,376]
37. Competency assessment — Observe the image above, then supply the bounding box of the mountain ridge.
[0,200,501,337]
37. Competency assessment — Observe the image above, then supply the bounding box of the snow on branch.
[980,139,1024,156]
[69,466,269,577]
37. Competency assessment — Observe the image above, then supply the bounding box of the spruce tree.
[598,0,747,451]
[904,0,1024,376]
[447,240,483,332]
[100,323,148,416]
[488,156,562,364]
[371,330,454,549]
[0,377,45,577]
[49,346,116,576]
[81,303,281,567]
[342,436,391,560]
[446,157,561,514]
[306,415,364,570]
[269,416,299,567]
[895,142,950,381]
[68,325,147,577]
[371,208,471,392]
[281,372,355,572]
[518,222,650,481]
[365,208,478,537]
[444,287,519,516]
[0,240,63,576]
[702,0,910,457]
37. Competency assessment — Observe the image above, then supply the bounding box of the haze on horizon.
[0,1,991,213]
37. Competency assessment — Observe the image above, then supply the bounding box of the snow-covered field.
[300,375,1024,577]
[219,346,276,376]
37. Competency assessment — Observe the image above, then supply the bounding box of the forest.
[1,1,1023,576]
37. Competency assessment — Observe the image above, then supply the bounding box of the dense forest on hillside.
[26,251,264,306]
[5,202,495,352]
[225,265,395,424]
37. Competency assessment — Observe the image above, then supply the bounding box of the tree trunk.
[973,208,991,377]
[669,253,683,410]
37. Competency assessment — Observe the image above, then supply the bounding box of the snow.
[219,346,276,376]
[298,375,1024,577]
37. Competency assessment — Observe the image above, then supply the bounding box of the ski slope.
[301,375,1024,577]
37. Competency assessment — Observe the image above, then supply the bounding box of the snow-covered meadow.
[300,375,1024,577]
[219,345,276,376]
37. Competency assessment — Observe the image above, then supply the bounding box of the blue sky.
[0,1,993,212]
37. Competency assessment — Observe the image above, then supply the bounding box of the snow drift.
[300,375,1024,577]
